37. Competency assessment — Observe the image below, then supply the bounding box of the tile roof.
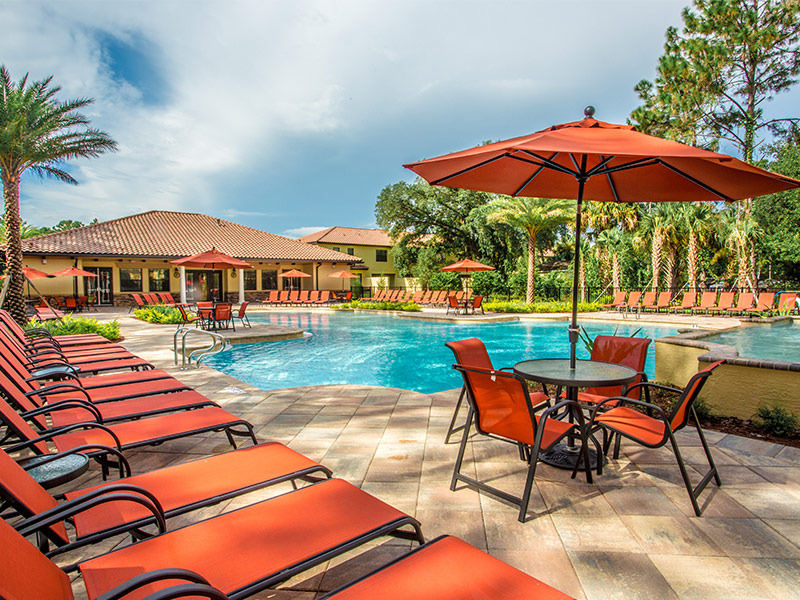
[21,211,361,264]
[297,226,395,247]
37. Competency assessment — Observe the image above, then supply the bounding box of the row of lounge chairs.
[0,308,571,599]
[131,292,182,308]
[601,290,798,316]
[260,289,335,305]
[364,288,475,307]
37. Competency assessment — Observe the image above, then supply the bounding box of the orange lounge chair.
[445,338,576,521]
[297,290,310,304]
[308,290,319,304]
[264,289,278,304]
[599,291,626,310]
[587,361,724,516]
[670,291,697,314]
[619,290,642,314]
[727,292,754,315]
[746,292,775,316]
[420,290,433,305]
[156,292,176,306]
[0,310,108,347]
[708,291,735,314]
[315,290,331,304]
[320,535,574,600]
[639,291,658,311]
[287,290,300,305]
[0,443,331,558]
[691,291,717,315]
[411,291,424,303]
[276,290,289,304]
[777,292,798,314]
[652,291,672,312]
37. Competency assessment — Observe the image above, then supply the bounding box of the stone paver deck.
[39,313,800,599]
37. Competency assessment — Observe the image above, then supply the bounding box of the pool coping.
[657,318,800,372]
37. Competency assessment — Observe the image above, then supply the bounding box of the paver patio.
[48,313,800,600]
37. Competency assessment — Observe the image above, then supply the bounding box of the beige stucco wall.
[655,339,800,420]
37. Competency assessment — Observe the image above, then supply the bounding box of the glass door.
[187,270,224,301]
[84,267,113,305]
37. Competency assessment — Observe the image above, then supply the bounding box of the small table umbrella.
[441,259,494,301]
[278,269,311,291]
[51,267,99,300]
[170,247,253,269]
[406,107,800,367]
[21,267,55,280]
[328,270,359,291]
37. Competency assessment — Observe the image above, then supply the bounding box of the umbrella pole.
[569,177,586,369]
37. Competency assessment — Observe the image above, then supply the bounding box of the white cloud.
[282,226,330,239]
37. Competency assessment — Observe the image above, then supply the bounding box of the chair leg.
[693,408,722,487]
[444,387,467,444]
[450,407,474,491]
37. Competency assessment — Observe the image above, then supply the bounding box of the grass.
[26,316,121,341]
[333,300,422,312]
[484,300,600,313]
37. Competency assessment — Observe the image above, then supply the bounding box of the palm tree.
[640,204,679,291]
[596,228,625,293]
[486,197,574,303]
[0,66,116,323]
[678,203,715,290]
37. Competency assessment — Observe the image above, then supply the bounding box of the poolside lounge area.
[32,313,796,599]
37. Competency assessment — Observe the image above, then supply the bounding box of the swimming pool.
[705,321,800,363]
[206,311,677,394]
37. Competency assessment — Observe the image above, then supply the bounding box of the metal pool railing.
[173,326,230,369]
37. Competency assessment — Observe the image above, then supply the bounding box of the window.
[261,269,277,290]
[148,268,169,292]
[376,249,388,262]
[119,268,143,292]
[347,248,354,255]
[332,247,340,252]
[243,269,257,290]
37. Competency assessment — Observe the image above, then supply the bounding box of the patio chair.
[707,291,735,314]
[727,292,754,315]
[315,290,331,304]
[343,290,352,301]
[308,290,319,304]
[653,291,672,312]
[444,338,548,445]
[212,303,234,330]
[264,290,279,304]
[777,292,798,314]
[319,535,574,600]
[64,297,78,312]
[129,293,146,312]
[561,335,650,407]
[1,478,423,600]
[670,290,697,314]
[411,291,424,304]
[639,291,658,311]
[445,295,461,315]
[297,290,310,304]
[587,360,724,516]
[469,295,485,314]
[233,302,251,328]
[287,290,300,305]
[691,291,717,315]
[448,359,585,521]
[599,291,627,310]
[0,442,331,558]
[177,303,200,326]
[746,292,775,316]
[0,393,258,477]
[157,292,176,306]
[433,290,448,306]
[275,290,288,304]
[421,290,433,305]
[619,290,642,314]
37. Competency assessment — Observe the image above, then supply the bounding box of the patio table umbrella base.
[540,443,604,470]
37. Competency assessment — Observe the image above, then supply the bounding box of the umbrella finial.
[583,105,595,118]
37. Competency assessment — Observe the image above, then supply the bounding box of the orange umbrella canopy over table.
[170,248,253,303]
[405,106,800,367]
[329,270,359,291]
[278,269,311,291]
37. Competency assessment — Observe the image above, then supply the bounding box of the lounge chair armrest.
[95,570,225,600]
[18,487,166,538]
[24,350,68,363]
[25,364,81,382]
[6,422,122,453]
[27,381,90,400]
[24,340,63,353]
[20,445,131,477]
[21,399,102,423]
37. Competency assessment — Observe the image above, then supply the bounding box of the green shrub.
[753,403,800,438]
[471,271,509,297]
[428,272,462,290]
[483,300,600,313]
[333,301,421,312]
[26,316,121,341]
[134,305,186,324]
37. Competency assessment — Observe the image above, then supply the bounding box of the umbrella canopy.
[329,270,359,279]
[50,267,98,278]
[406,107,800,367]
[278,269,311,278]
[1,267,54,280]
[170,247,253,269]
[441,259,495,273]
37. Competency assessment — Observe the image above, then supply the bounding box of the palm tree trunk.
[651,229,663,291]
[612,252,620,294]
[2,171,27,324]
[687,230,698,290]
[526,233,536,304]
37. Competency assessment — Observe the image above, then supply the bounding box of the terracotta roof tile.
[297,226,394,247]
[21,211,361,264]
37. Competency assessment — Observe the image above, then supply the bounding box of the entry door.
[85,267,113,305]
[187,270,224,301]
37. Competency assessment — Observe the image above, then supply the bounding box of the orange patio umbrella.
[278,269,311,291]
[21,267,55,280]
[50,267,98,278]
[329,270,359,290]
[405,107,800,366]
[441,259,495,274]
[170,247,253,269]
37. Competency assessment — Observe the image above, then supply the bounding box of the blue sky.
[2,1,797,238]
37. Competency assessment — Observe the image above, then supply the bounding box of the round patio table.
[22,453,90,489]
[513,358,638,472]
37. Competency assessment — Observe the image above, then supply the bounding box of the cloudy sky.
[2,0,793,238]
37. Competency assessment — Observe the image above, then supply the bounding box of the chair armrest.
[26,381,90,401]
[95,570,226,600]
[25,364,81,382]
[588,395,669,425]
[6,422,122,453]
[21,399,102,423]
[18,485,167,538]
[623,380,680,396]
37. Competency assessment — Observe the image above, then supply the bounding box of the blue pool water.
[706,322,800,363]
[206,312,677,394]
